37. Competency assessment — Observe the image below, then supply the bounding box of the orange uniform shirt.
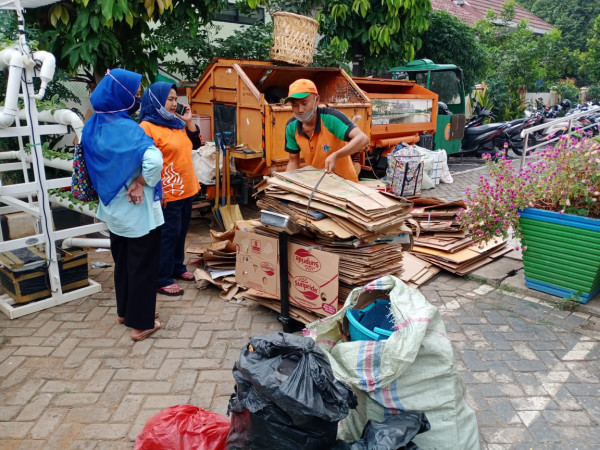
[140,121,200,203]
[285,107,359,182]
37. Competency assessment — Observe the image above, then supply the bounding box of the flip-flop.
[118,312,159,325]
[131,319,161,342]
[174,271,195,281]
[156,284,184,296]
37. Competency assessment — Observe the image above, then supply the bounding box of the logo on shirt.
[322,144,331,153]
[163,162,185,197]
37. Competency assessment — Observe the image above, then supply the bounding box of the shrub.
[457,135,600,245]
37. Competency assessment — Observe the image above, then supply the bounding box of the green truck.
[389,59,467,154]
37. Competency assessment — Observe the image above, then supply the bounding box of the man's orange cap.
[284,79,318,103]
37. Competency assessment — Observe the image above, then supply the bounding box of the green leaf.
[60,8,70,25]
[90,15,99,32]
[101,0,114,22]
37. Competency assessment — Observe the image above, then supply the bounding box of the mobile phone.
[175,103,186,115]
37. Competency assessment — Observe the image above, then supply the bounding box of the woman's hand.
[177,104,192,123]
[125,178,145,204]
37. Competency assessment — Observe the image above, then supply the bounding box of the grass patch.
[0,335,9,346]
[497,284,517,294]
[53,388,72,399]
[552,293,581,312]
[464,274,487,285]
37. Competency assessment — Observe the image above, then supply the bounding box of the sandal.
[174,271,195,281]
[131,320,161,342]
[118,311,158,325]
[156,284,184,296]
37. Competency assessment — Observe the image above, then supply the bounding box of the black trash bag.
[226,332,357,450]
[330,411,431,450]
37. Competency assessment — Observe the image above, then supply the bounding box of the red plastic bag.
[135,404,230,450]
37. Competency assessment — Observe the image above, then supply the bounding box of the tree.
[415,11,487,94]
[25,0,227,85]
[583,14,600,84]
[315,0,431,75]
[517,0,600,53]
[150,21,274,82]
[473,3,555,119]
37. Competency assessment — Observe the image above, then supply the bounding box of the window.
[429,72,461,105]
[215,4,265,25]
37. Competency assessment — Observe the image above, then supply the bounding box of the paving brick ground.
[0,158,599,449]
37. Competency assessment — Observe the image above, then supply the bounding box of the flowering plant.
[457,135,600,245]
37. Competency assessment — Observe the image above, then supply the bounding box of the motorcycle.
[440,103,509,157]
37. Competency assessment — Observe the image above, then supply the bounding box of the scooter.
[504,110,545,156]
[459,107,511,156]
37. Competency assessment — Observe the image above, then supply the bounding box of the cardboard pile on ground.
[187,240,239,300]
[253,227,404,307]
[406,196,510,275]
[409,197,465,235]
[256,168,412,243]
[400,253,441,288]
[239,289,322,325]
[411,239,511,276]
[237,169,415,319]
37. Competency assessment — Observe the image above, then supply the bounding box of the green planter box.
[520,208,600,303]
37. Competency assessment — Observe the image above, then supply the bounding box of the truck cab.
[389,59,466,154]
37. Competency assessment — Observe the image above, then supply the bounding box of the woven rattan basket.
[270,11,319,66]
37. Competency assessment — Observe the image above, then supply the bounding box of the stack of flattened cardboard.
[187,240,239,300]
[400,253,441,288]
[407,197,510,275]
[409,197,466,236]
[238,169,415,317]
[252,227,404,307]
[256,168,412,243]
[411,239,510,276]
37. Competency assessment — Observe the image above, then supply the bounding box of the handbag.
[71,143,98,202]
[386,144,424,196]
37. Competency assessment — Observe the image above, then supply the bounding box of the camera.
[175,103,186,115]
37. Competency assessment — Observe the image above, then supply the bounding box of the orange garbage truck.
[189,58,438,203]
[351,76,438,172]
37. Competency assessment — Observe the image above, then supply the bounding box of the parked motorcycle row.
[439,99,600,158]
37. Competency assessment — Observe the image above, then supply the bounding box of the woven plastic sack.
[304,276,480,450]
[71,143,98,202]
[386,145,424,196]
[134,404,229,450]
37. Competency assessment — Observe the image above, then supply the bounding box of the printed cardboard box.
[234,231,340,316]
[234,232,279,296]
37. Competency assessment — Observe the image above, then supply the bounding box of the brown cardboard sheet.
[273,169,412,216]
[239,289,321,324]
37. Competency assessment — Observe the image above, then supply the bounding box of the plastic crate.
[346,299,394,341]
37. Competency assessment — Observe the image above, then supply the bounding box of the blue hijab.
[81,69,159,206]
[138,82,186,130]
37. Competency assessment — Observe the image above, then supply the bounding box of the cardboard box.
[234,232,279,295]
[234,231,339,316]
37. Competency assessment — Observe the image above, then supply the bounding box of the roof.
[390,59,460,72]
[430,0,553,34]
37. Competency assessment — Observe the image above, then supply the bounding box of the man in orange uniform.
[284,79,369,182]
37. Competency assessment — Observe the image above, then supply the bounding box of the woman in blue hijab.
[81,68,164,341]
[139,82,201,297]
